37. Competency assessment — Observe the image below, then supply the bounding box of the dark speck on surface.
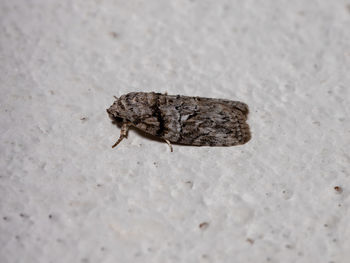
[246,238,254,244]
[199,222,209,230]
[334,186,343,193]
[110,32,118,38]
[19,213,29,219]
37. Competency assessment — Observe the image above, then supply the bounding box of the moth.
[107,92,251,151]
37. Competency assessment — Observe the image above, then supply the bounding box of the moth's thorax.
[108,92,158,123]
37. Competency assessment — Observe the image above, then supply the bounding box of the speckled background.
[1,0,350,262]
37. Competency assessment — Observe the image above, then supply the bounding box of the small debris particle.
[246,238,254,244]
[285,244,293,249]
[96,184,102,187]
[110,32,118,38]
[185,181,193,188]
[19,213,29,219]
[199,222,209,230]
[324,224,328,227]
[48,214,53,219]
[3,216,8,221]
[80,117,88,122]
[334,186,343,193]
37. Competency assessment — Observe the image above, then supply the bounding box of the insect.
[107,92,251,151]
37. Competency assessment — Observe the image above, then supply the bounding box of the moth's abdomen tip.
[240,103,249,116]
[236,121,251,145]
[243,131,251,144]
[242,124,252,144]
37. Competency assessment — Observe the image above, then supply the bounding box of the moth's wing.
[132,116,161,136]
[163,97,250,146]
[194,97,249,116]
[131,94,250,147]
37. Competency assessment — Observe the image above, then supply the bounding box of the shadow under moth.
[107,92,251,151]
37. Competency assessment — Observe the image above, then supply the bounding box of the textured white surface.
[1,0,350,262]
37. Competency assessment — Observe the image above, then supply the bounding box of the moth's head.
[107,93,150,123]
[107,97,125,122]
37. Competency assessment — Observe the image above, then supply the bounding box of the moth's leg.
[164,139,173,152]
[112,122,131,148]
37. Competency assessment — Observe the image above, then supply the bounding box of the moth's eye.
[114,116,123,123]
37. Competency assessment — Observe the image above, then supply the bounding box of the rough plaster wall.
[1,0,350,262]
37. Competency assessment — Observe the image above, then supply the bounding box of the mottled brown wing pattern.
[107,92,251,149]
[158,95,250,146]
